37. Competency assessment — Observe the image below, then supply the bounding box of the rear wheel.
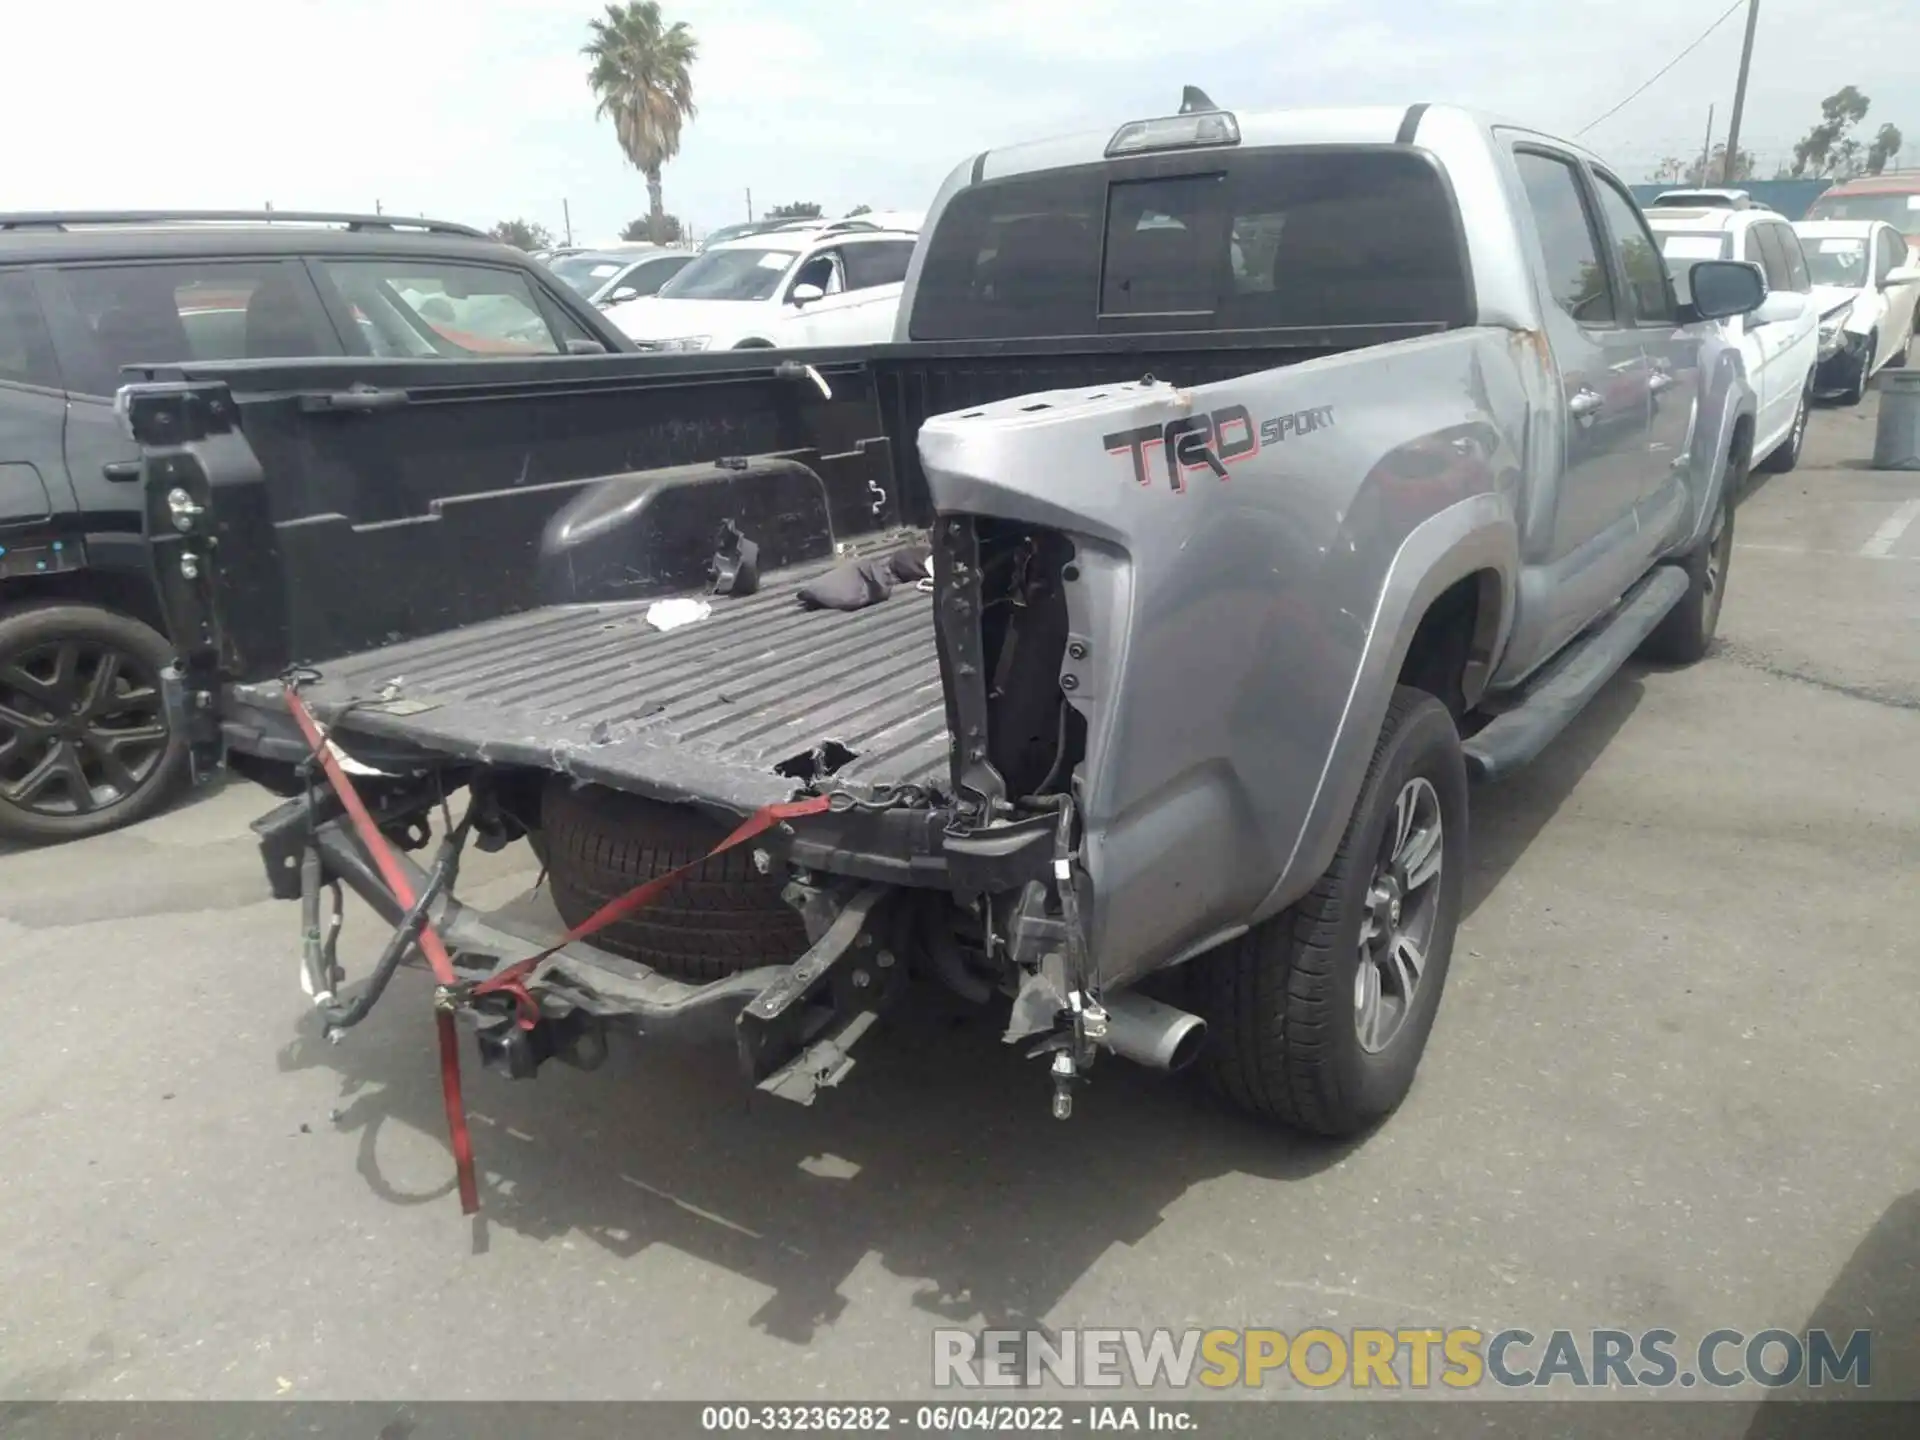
[0,603,184,844]
[540,778,809,981]
[1194,687,1467,1136]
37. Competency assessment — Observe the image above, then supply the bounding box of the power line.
[1576,0,1747,138]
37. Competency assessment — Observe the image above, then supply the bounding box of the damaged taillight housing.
[931,515,1086,826]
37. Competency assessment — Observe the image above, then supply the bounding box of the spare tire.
[540,778,810,981]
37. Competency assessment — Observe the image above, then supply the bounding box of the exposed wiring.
[1576,0,1747,138]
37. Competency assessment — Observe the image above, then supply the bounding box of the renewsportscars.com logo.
[933,1327,1873,1391]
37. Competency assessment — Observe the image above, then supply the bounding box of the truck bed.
[263,542,947,812]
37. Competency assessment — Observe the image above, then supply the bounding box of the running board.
[1463,565,1689,782]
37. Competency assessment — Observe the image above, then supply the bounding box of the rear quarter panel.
[919,327,1528,987]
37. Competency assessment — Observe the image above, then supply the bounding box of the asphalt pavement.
[2,395,1917,1411]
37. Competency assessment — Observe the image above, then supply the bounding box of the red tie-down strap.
[285,682,831,1215]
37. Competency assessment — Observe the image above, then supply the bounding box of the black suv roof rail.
[0,210,486,238]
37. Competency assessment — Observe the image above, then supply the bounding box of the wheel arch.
[1258,494,1516,925]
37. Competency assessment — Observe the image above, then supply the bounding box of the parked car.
[1804,171,1920,260]
[1790,219,1920,404]
[604,222,920,350]
[546,247,696,308]
[0,210,630,844]
[1647,191,1820,469]
[128,100,1765,1159]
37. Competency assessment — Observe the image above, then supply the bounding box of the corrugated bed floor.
[282,549,949,811]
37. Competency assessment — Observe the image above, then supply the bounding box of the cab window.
[54,261,337,395]
[1592,174,1674,323]
[0,272,61,389]
[317,259,564,357]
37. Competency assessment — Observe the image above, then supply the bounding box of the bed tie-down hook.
[773,359,833,400]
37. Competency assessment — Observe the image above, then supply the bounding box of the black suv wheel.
[0,603,185,843]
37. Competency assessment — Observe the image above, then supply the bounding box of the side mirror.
[1685,260,1766,322]
[1749,291,1806,327]
[564,338,607,355]
[605,286,639,305]
[790,282,825,306]
[1883,266,1920,288]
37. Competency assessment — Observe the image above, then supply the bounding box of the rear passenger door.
[42,259,342,558]
[1749,221,1816,445]
[788,238,916,346]
[1510,148,1652,646]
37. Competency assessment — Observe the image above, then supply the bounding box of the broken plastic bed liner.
[249,543,950,814]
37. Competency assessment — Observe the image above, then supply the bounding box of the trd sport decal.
[1103,403,1337,492]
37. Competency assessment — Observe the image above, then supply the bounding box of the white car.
[1647,193,1821,472]
[604,223,920,350]
[1790,219,1920,406]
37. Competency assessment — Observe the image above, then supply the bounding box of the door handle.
[102,460,142,483]
[1568,388,1604,418]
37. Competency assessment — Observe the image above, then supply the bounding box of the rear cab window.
[908,147,1473,340]
[52,260,339,395]
[315,258,567,357]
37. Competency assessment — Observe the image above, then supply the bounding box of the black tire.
[540,778,809,981]
[1195,687,1467,1137]
[0,603,184,845]
[1638,467,1738,665]
[1756,376,1811,473]
[1840,334,1875,406]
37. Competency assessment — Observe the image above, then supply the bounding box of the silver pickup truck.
[125,97,1767,1161]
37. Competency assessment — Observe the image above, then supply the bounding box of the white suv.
[1647,191,1821,473]
[604,220,919,351]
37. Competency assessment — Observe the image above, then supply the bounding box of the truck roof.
[969,103,1606,184]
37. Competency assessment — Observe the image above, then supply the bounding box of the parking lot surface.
[2,398,1917,1405]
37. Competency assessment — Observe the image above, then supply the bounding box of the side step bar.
[1463,564,1689,782]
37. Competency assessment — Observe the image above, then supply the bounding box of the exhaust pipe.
[1097,990,1208,1072]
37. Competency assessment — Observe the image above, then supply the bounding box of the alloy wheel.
[0,638,171,817]
[1354,776,1445,1054]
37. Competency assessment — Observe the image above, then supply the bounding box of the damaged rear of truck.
[122,101,1756,1155]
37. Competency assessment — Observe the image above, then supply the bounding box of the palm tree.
[583,2,697,244]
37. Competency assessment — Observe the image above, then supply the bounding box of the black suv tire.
[0,603,185,844]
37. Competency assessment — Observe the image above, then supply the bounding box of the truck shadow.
[1738,1189,1920,1435]
[282,978,1353,1348]
[271,666,1647,1351]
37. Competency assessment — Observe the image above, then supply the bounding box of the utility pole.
[562,197,573,245]
[375,199,383,215]
[1723,0,1760,184]
[746,187,753,221]
[1698,104,1716,188]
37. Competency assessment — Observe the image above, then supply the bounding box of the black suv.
[0,211,631,843]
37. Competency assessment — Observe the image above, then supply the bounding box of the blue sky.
[7,0,1916,243]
